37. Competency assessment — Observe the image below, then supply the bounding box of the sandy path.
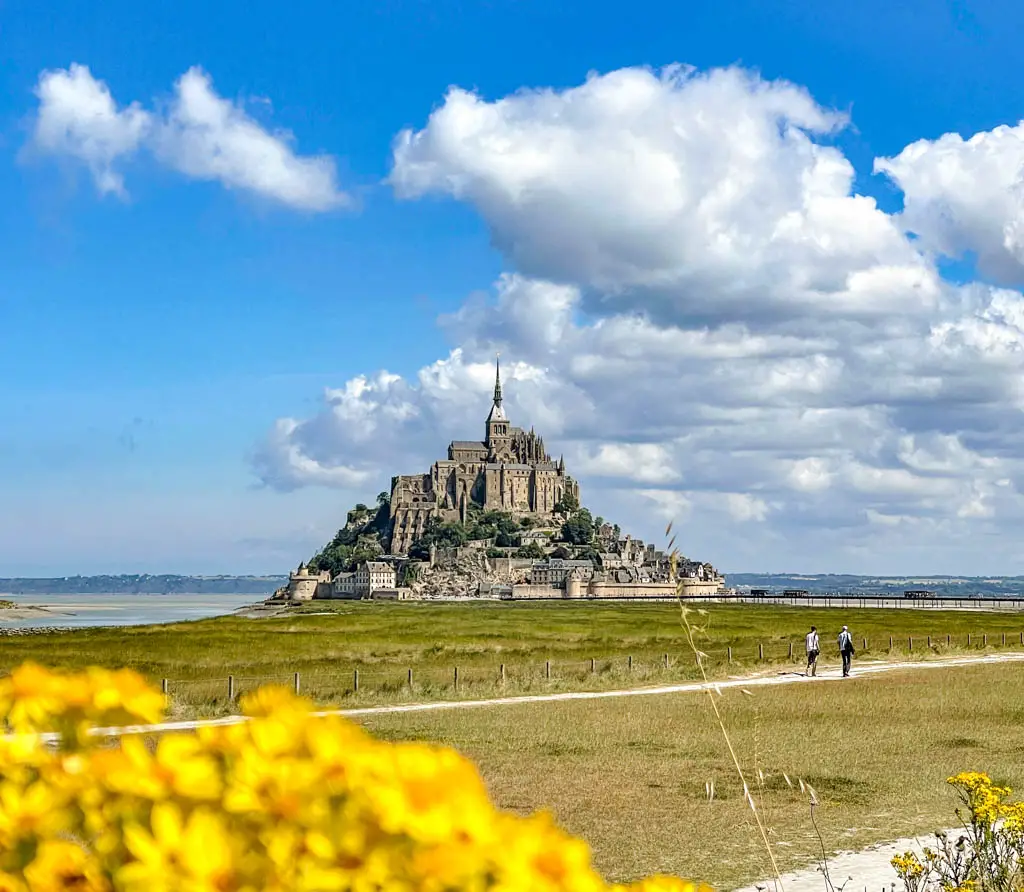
[51,649,1024,742]
[732,828,956,892]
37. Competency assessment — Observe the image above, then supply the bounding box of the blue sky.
[5,0,1024,576]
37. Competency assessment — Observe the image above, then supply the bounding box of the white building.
[332,561,397,599]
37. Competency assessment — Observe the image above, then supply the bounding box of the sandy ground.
[0,605,70,621]
[732,827,959,892]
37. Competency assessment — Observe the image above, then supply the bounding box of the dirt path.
[61,649,1024,742]
[732,827,955,892]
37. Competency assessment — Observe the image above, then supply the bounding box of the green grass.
[356,660,1024,889]
[4,600,1024,717]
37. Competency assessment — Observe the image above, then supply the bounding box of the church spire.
[493,353,503,409]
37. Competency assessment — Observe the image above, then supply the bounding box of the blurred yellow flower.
[0,663,703,892]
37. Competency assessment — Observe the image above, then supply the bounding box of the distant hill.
[0,576,288,595]
[726,573,1024,597]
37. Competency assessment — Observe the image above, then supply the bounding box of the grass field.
[356,660,1024,890]
[4,601,1024,717]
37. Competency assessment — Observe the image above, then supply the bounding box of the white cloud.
[391,64,934,327]
[32,63,151,197]
[876,123,1024,284]
[254,63,1024,573]
[29,64,347,210]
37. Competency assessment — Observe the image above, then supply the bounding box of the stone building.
[333,561,397,599]
[281,564,332,601]
[389,358,580,554]
[529,558,596,587]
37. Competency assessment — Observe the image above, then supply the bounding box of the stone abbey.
[388,358,581,554]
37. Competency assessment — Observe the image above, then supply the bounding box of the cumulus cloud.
[29,64,346,209]
[876,124,1024,284]
[32,63,151,197]
[391,64,935,327]
[254,63,1024,573]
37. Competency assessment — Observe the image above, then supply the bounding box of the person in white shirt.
[805,626,820,677]
[837,625,855,677]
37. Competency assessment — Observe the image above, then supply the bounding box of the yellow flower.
[23,841,108,892]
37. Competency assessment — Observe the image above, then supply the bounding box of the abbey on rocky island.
[388,358,581,554]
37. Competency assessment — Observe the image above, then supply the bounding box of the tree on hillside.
[551,545,571,560]
[515,542,546,559]
[561,508,594,546]
[554,491,579,515]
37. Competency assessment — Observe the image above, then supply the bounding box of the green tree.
[554,491,579,515]
[515,541,546,559]
[551,545,571,560]
[560,508,594,546]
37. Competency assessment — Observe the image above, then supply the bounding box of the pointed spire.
[493,353,503,409]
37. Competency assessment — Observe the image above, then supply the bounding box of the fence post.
[968,633,972,646]
[927,636,931,648]
[353,669,359,692]
[499,664,505,685]
[947,634,951,647]
[408,668,413,688]
[758,642,763,661]
[889,635,893,651]
[454,666,459,690]
[590,657,596,673]
[227,675,235,701]
[788,642,793,659]
[628,654,633,672]
[663,653,669,669]
[293,672,300,695]
[909,637,913,652]
[161,678,168,696]
[862,637,867,651]
[984,634,988,647]
[728,646,732,663]
[1003,633,1006,646]
[545,660,550,680]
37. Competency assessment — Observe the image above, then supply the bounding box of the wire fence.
[158,628,1024,712]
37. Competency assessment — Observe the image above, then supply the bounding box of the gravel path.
[732,828,956,892]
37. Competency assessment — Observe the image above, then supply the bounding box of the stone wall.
[506,584,564,600]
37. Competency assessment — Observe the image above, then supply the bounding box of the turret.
[485,354,511,454]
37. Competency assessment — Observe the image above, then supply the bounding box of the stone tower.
[485,356,512,461]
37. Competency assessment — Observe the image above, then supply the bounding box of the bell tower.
[485,354,511,459]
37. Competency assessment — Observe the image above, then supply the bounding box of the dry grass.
[357,661,1024,890]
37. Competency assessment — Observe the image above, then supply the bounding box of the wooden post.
[663,653,669,669]
[889,635,893,651]
[228,675,235,701]
[590,657,596,673]
[909,637,913,652]
[788,642,793,659]
[927,635,931,648]
[353,669,359,692]
[161,678,168,695]
[968,633,972,646]
[984,633,988,647]
[728,646,732,663]
[862,637,867,651]
[293,672,300,695]
[454,666,459,690]
[499,664,505,684]
[758,642,763,661]
[628,654,633,672]
[947,634,951,647]
[1003,632,1007,646]
[408,668,413,688]
[545,660,550,680]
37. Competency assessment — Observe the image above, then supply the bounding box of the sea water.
[0,593,263,629]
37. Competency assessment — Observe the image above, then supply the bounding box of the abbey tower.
[388,358,580,554]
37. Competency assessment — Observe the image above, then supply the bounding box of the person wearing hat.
[837,625,855,677]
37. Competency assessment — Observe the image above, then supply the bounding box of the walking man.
[838,625,855,677]
[805,625,820,677]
